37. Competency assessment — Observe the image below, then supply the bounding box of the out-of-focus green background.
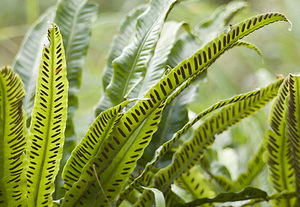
[1,0,299,186]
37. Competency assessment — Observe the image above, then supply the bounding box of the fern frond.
[26,24,68,206]
[287,74,300,196]
[0,67,28,206]
[153,78,283,193]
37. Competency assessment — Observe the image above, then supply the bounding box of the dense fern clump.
[0,0,299,206]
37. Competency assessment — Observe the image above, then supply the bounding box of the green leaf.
[106,0,178,106]
[0,67,28,206]
[12,8,55,126]
[62,100,133,190]
[62,103,166,206]
[66,12,288,206]
[118,78,283,204]
[266,78,295,197]
[287,74,300,197]
[266,76,297,207]
[137,22,194,167]
[152,78,283,193]
[26,24,68,206]
[53,0,98,197]
[115,14,289,195]
[95,5,147,115]
[173,187,268,207]
[128,21,187,100]
[125,12,289,124]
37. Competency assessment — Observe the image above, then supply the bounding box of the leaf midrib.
[117,8,163,101]
[34,30,56,206]
[64,0,86,68]
[159,93,274,192]
[0,71,8,201]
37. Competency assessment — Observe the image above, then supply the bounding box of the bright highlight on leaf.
[26,24,68,206]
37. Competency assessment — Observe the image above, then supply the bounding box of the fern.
[0,0,296,206]
[0,67,28,206]
[26,24,68,206]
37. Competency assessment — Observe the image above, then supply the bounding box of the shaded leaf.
[12,8,55,125]
[95,5,147,115]
[53,0,98,197]
[106,0,178,105]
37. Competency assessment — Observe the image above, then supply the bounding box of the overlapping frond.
[26,24,68,206]
[62,12,288,206]
[134,79,283,206]
[176,166,215,200]
[106,0,178,106]
[287,74,300,197]
[118,78,283,204]
[62,100,133,190]
[95,5,147,114]
[12,8,55,125]
[266,76,298,206]
[62,103,165,206]
[0,67,28,206]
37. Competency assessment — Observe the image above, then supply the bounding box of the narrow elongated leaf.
[106,0,178,105]
[121,12,289,137]
[62,100,133,190]
[62,103,165,206]
[95,5,147,115]
[266,77,296,207]
[67,12,288,206]
[287,74,300,196]
[12,8,55,125]
[54,0,98,197]
[26,24,68,206]
[129,21,186,100]
[137,22,194,166]
[117,77,283,204]
[152,79,283,194]
[0,67,28,206]
[120,14,289,193]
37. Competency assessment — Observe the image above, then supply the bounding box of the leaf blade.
[0,67,28,206]
[27,24,68,206]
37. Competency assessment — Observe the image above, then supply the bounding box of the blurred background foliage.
[1,0,299,198]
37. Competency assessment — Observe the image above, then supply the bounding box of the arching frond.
[63,12,288,206]
[0,67,28,206]
[287,74,300,196]
[146,79,283,203]
[62,100,133,190]
[266,77,296,207]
